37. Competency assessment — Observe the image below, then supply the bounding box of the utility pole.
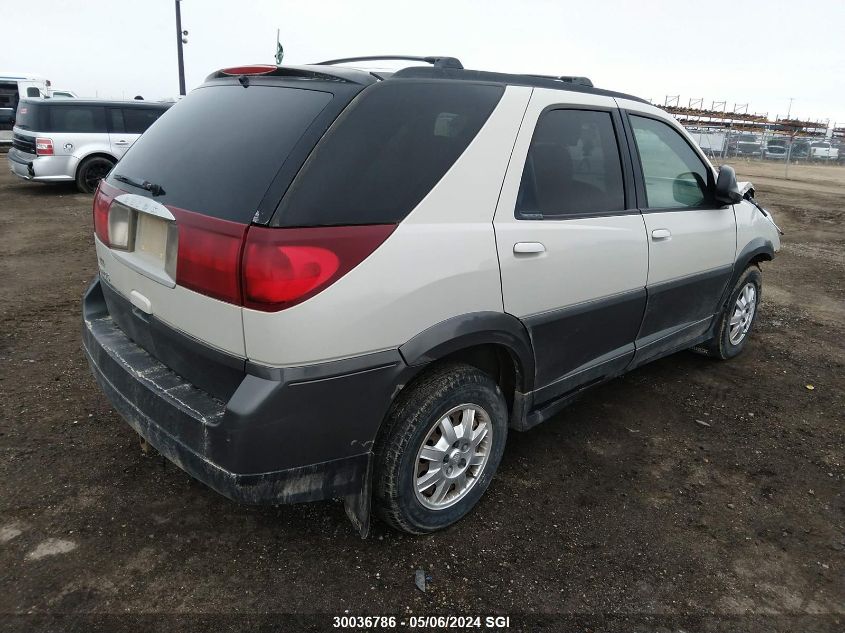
[786,97,794,120]
[175,0,187,96]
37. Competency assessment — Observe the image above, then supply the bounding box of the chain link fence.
[683,125,843,171]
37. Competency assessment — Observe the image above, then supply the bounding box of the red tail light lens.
[35,137,53,156]
[241,225,395,311]
[174,209,248,304]
[92,181,122,245]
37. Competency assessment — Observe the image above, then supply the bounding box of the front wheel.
[76,156,115,193]
[702,266,762,360]
[374,363,508,534]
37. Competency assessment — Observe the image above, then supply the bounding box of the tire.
[373,363,508,534]
[701,266,762,360]
[76,156,115,193]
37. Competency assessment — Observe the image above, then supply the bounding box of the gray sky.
[3,0,844,125]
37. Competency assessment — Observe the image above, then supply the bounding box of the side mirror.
[715,165,743,204]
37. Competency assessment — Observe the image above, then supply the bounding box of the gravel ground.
[0,161,842,632]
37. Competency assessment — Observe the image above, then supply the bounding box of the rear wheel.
[374,363,508,534]
[76,156,115,193]
[700,266,762,360]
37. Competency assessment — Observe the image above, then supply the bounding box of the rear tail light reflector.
[35,137,53,156]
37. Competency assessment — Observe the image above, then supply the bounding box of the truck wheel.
[700,266,762,360]
[76,156,115,193]
[374,363,508,534]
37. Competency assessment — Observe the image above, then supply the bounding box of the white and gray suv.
[8,98,170,192]
[82,57,782,535]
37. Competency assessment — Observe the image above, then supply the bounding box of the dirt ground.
[0,159,842,632]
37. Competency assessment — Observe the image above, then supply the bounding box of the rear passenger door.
[621,110,736,365]
[494,90,649,405]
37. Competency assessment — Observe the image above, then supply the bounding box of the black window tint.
[14,101,47,130]
[516,109,625,218]
[275,81,504,227]
[122,108,164,134]
[26,87,41,97]
[48,106,106,133]
[106,85,332,222]
[108,108,124,133]
[630,115,711,209]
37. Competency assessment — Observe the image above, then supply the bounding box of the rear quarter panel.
[242,86,533,366]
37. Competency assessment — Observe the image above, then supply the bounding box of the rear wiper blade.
[113,173,166,197]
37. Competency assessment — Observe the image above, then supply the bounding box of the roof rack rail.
[525,74,594,88]
[314,55,464,70]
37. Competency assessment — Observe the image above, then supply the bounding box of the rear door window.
[122,108,165,134]
[108,108,124,133]
[48,106,107,133]
[516,109,625,219]
[274,81,504,227]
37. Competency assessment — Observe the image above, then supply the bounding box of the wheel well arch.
[431,342,520,408]
[749,251,773,267]
[75,152,117,179]
[394,312,536,428]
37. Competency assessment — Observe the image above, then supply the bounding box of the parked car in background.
[82,58,782,535]
[810,142,839,161]
[764,138,787,160]
[0,72,51,128]
[7,98,171,192]
[790,139,811,160]
[49,89,78,99]
[730,133,763,158]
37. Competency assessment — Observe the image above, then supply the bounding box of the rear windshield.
[105,85,333,222]
[274,80,505,227]
[14,101,47,131]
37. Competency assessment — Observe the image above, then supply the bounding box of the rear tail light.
[35,137,53,156]
[92,181,121,245]
[107,201,134,250]
[174,210,247,304]
[93,184,394,311]
[241,225,395,311]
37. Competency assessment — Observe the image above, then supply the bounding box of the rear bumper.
[82,277,408,505]
[8,148,75,182]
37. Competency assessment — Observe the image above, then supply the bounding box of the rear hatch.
[92,70,366,398]
[10,100,47,153]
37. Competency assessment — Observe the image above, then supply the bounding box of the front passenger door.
[625,113,736,365]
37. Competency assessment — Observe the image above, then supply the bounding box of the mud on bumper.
[82,277,406,516]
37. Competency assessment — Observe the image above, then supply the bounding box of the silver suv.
[8,99,170,192]
[82,57,782,535]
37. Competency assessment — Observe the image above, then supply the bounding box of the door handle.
[651,229,671,240]
[513,242,546,254]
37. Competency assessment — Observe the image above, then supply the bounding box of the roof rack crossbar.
[314,55,464,70]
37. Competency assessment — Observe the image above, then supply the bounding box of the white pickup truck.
[810,142,840,161]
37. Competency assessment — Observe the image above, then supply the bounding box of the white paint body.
[98,84,780,369]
